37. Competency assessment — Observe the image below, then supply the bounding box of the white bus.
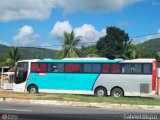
[13,58,157,97]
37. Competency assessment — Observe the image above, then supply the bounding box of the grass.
[0,90,160,106]
[37,94,160,106]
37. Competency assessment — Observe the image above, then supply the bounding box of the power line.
[130,32,160,38]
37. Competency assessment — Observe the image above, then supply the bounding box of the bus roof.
[17,58,156,63]
[120,59,156,63]
[17,59,39,63]
[38,59,122,63]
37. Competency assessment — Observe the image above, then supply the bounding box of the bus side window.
[92,64,101,73]
[134,64,142,73]
[31,63,39,72]
[123,64,142,74]
[31,63,47,73]
[123,64,131,74]
[48,64,57,72]
[111,64,120,73]
[65,64,82,72]
[102,64,110,73]
[39,63,47,73]
[83,64,92,73]
[83,64,101,73]
[48,63,64,72]
[143,64,151,74]
[57,64,64,72]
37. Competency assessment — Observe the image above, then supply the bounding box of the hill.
[0,44,9,62]
[18,47,58,59]
[0,45,59,62]
[138,38,160,58]
[139,38,160,52]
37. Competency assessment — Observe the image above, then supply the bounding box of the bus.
[13,58,157,97]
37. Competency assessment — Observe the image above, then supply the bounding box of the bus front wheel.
[111,88,124,97]
[28,85,38,94]
[94,87,107,97]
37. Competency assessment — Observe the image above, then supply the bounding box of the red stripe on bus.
[152,60,157,91]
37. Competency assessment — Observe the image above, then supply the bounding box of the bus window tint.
[123,64,142,74]
[65,64,81,72]
[134,64,142,73]
[31,63,39,72]
[92,64,101,73]
[102,64,110,73]
[112,64,120,73]
[143,64,151,74]
[48,63,64,72]
[83,64,92,72]
[123,64,131,73]
[31,63,47,73]
[39,63,47,73]
[57,64,64,72]
[83,64,101,73]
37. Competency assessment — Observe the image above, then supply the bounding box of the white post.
[157,68,160,95]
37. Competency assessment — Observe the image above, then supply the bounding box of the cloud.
[74,24,106,43]
[13,25,39,46]
[0,0,54,22]
[53,0,141,13]
[132,29,160,44]
[0,0,141,22]
[50,21,72,37]
[50,21,106,44]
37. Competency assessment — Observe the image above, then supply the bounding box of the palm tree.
[7,47,21,66]
[60,30,81,58]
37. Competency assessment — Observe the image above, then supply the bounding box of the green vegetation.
[1,91,160,105]
[43,94,160,106]
[96,27,132,59]
[139,38,160,53]
[138,38,160,61]
[59,30,81,58]
[81,45,98,57]
[0,46,58,65]
[19,47,58,59]
[0,44,9,64]
[7,47,21,65]
[127,44,140,59]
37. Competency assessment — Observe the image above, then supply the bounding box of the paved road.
[0,102,159,120]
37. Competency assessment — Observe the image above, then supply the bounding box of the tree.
[60,30,81,58]
[127,44,140,59]
[96,27,132,59]
[81,45,98,57]
[7,47,21,66]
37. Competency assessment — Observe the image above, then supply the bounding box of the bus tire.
[28,85,38,94]
[94,87,107,97]
[111,87,124,97]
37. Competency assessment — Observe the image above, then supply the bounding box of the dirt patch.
[0,89,58,100]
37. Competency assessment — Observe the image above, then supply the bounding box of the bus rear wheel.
[28,85,38,94]
[111,88,124,97]
[94,87,107,97]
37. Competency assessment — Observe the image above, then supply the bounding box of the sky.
[0,0,160,49]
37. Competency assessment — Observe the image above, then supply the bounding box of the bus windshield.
[15,62,28,84]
